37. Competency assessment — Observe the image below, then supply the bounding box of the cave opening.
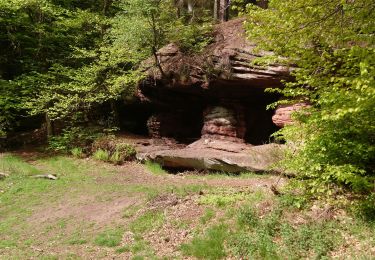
[118,86,280,146]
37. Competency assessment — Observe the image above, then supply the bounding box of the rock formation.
[127,18,292,172]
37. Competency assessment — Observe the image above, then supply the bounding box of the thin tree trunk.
[187,0,193,13]
[214,0,219,20]
[150,12,166,78]
[45,113,54,138]
[218,0,229,22]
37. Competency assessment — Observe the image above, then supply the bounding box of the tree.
[214,0,229,22]
[245,0,375,195]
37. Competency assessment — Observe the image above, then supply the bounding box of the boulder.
[140,140,285,173]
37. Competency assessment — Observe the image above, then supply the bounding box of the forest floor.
[0,151,374,259]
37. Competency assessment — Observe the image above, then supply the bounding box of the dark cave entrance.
[118,83,280,145]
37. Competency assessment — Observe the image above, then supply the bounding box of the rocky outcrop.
[135,18,291,145]
[141,18,290,92]
[272,103,310,127]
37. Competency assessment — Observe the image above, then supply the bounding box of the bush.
[93,149,110,162]
[92,136,136,164]
[70,147,84,158]
[48,126,103,152]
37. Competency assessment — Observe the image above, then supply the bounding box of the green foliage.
[70,147,84,158]
[0,0,217,138]
[48,127,103,152]
[245,0,375,196]
[169,19,213,53]
[352,194,375,223]
[181,224,228,260]
[237,206,258,228]
[93,149,110,162]
[94,228,124,247]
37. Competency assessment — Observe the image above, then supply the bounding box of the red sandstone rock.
[201,106,246,142]
[272,103,310,127]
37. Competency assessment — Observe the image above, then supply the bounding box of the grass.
[198,188,256,207]
[144,161,168,175]
[0,152,374,259]
[200,208,216,225]
[129,210,165,235]
[181,224,228,260]
[94,228,124,247]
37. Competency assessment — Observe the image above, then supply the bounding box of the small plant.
[94,228,123,247]
[70,147,84,158]
[200,208,216,225]
[93,149,110,162]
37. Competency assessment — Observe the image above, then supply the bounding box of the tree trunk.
[45,113,54,138]
[187,0,193,13]
[218,0,229,22]
[258,0,268,9]
[214,0,219,20]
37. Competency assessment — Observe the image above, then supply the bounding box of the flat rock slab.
[140,143,285,173]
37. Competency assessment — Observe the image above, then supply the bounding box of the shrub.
[92,136,136,164]
[48,126,103,152]
[111,143,136,164]
[70,147,84,158]
[93,149,110,162]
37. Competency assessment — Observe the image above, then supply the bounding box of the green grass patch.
[67,231,88,245]
[198,189,250,207]
[94,228,124,247]
[229,203,342,259]
[181,224,228,260]
[144,161,167,175]
[122,204,142,218]
[200,208,216,225]
[115,245,131,253]
[129,210,165,235]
